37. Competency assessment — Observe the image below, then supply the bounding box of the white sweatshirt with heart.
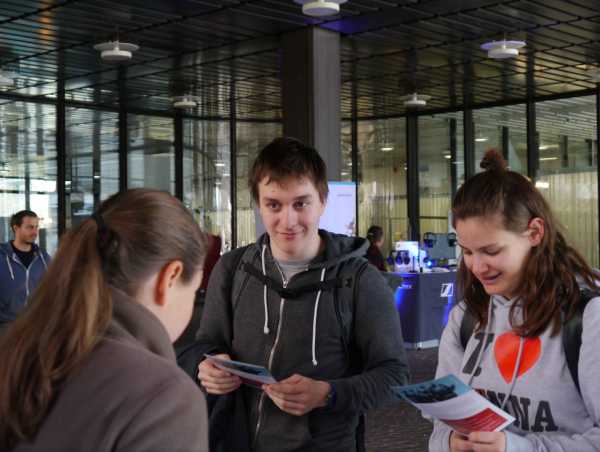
[429,294,600,452]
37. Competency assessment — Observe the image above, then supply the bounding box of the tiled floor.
[365,347,438,452]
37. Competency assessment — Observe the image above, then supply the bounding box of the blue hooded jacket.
[0,241,50,325]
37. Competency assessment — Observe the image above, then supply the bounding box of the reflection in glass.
[341,121,353,182]
[128,115,174,194]
[0,101,58,254]
[474,105,527,174]
[183,120,232,250]
[236,122,282,247]
[418,114,461,235]
[357,118,407,254]
[66,108,119,228]
[536,96,598,266]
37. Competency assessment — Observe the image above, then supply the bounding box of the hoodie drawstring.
[311,267,327,367]
[261,244,270,335]
[502,336,524,411]
[5,255,14,280]
[466,297,525,410]
[39,251,48,270]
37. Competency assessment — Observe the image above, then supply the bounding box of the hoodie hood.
[254,229,369,270]
[0,240,41,256]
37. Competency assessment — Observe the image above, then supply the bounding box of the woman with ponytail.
[365,225,388,271]
[429,150,600,452]
[0,189,209,452]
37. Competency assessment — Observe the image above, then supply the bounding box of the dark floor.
[365,348,438,452]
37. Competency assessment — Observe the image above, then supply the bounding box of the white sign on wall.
[319,181,356,236]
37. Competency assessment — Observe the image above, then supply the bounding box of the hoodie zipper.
[253,264,288,447]
[11,252,40,303]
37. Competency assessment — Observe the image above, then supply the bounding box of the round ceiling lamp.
[171,95,200,109]
[294,0,347,17]
[401,92,431,108]
[93,40,139,62]
[481,40,526,59]
[0,70,15,87]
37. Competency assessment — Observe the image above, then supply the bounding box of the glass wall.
[183,119,232,250]
[66,108,119,227]
[474,105,527,174]
[418,113,462,235]
[0,101,58,254]
[357,118,407,255]
[235,122,282,247]
[536,96,598,267]
[341,121,353,182]
[128,115,175,194]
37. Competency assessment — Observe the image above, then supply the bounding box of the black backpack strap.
[240,261,352,299]
[562,289,597,395]
[460,307,477,351]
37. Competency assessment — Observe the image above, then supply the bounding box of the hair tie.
[91,211,112,251]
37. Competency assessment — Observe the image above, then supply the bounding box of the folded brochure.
[392,374,515,435]
[204,354,277,388]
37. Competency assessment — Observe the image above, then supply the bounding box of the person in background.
[0,189,209,452]
[429,149,600,452]
[196,137,409,452]
[0,210,50,333]
[365,225,387,271]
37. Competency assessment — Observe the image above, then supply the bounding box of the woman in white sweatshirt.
[429,149,600,452]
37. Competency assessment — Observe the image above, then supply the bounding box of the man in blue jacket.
[0,210,50,332]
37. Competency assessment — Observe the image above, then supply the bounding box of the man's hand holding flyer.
[204,354,277,389]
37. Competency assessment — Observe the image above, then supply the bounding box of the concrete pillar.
[282,27,341,180]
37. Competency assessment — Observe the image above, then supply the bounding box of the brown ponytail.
[0,189,206,449]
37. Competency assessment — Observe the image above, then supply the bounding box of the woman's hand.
[450,431,506,452]
[197,353,241,395]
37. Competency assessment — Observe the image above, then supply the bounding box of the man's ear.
[155,260,184,307]
[527,217,545,246]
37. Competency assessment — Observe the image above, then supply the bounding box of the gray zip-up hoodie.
[0,241,50,325]
[429,295,600,452]
[198,230,409,452]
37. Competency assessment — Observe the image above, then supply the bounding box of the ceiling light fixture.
[294,0,347,17]
[380,146,393,152]
[481,39,526,59]
[0,70,15,87]
[171,95,199,109]
[401,92,431,108]
[93,40,139,62]
[535,181,550,189]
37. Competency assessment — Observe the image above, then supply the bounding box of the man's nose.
[280,206,297,227]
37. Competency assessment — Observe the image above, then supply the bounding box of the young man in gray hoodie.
[197,137,409,452]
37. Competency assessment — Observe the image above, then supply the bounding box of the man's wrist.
[322,382,336,409]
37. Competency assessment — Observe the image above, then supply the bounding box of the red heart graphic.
[494,332,541,383]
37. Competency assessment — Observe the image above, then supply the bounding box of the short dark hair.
[249,137,329,203]
[11,210,38,232]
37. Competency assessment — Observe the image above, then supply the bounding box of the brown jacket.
[13,295,209,452]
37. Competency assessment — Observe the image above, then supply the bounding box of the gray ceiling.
[0,0,599,120]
